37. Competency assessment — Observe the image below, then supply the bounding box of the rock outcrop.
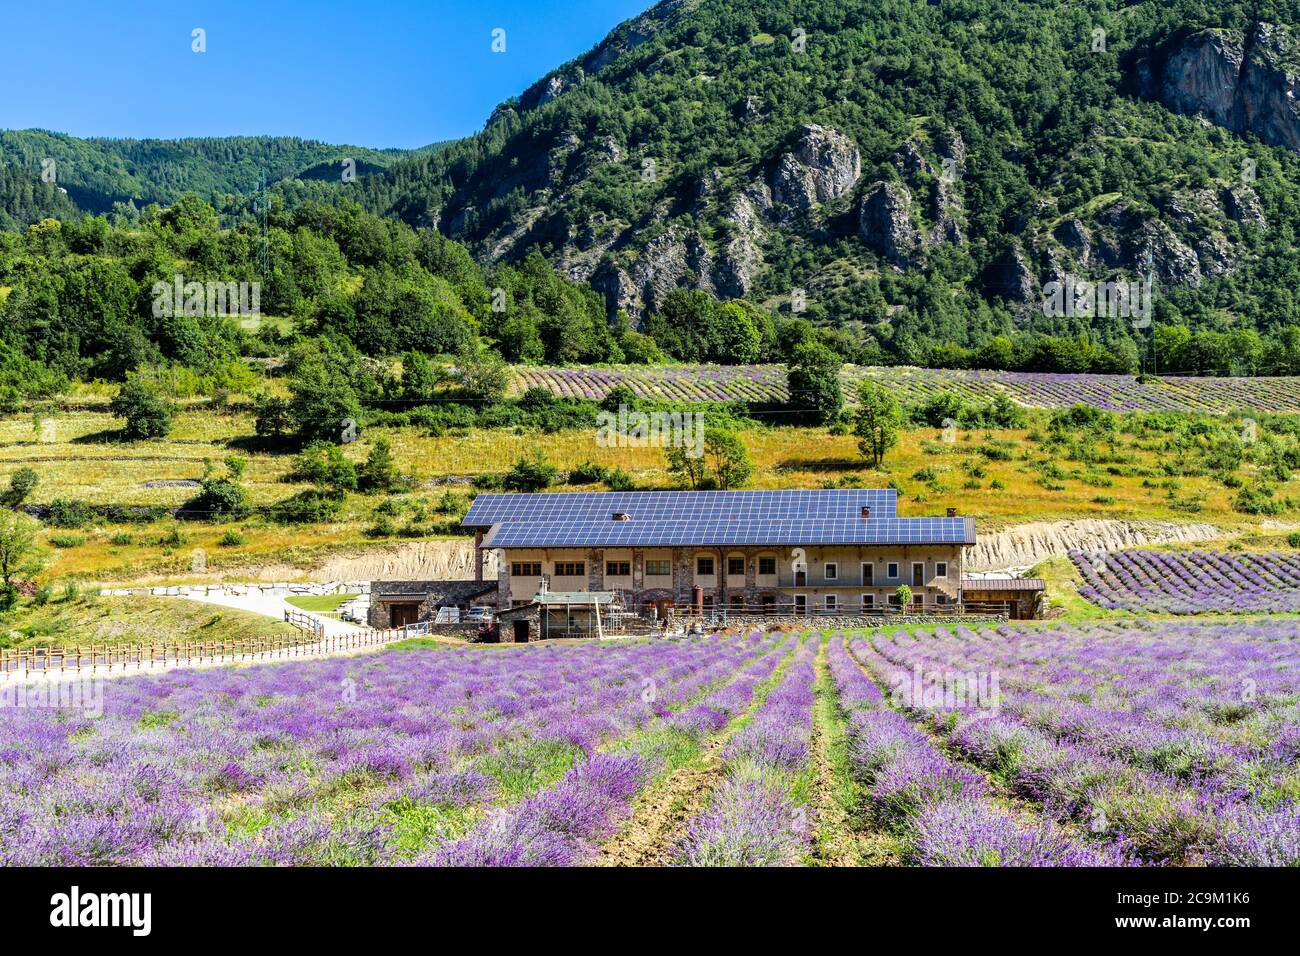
[858,181,922,268]
[770,124,861,215]
[1149,23,1300,154]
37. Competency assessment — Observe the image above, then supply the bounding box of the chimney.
[946,508,957,517]
[612,512,630,521]
[861,506,871,519]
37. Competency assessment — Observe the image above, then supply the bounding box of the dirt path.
[810,637,906,866]
[593,637,795,867]
[808,640,858,866]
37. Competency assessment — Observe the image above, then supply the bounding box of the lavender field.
[1072,550,1300,614]
[1,621,1296,867]
[511,364,1300,414]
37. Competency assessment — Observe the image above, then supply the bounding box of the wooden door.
[390,603,420,628]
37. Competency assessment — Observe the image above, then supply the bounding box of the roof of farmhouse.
[465,490,975,549]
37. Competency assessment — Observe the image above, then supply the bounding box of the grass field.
[284,593,360,613]
[0,594,301,650]
[2,403,1295,584]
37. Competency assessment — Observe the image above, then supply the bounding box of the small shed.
[496,591,624,642]
[962,578,1046,619]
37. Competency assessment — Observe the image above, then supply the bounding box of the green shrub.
[46,498,95,529]
[271,491,344,524]
[109,532,134,546]
[48,533,86,549]
[219,529,246,546]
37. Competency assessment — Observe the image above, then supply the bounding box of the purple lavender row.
[1072,549,1300,614]
[0,635,767,865]
[424,633,792,866]
[881,621,1300,785]
[671,637,819,866]
[831,638,1124,866]
[865,626,1300,864]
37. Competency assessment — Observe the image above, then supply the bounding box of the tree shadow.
[775,457,865,473]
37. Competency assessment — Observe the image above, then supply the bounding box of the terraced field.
[511,364,1300,414]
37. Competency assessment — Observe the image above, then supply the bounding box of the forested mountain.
[0,130,450,220]
[339,0,1300,371]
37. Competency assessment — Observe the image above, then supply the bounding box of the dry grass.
[1,407,1286,584]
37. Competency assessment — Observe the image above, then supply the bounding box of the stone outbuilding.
[368,580,497,629]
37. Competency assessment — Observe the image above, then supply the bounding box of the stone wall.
[100,581,371,598]
[689,613,1008,630]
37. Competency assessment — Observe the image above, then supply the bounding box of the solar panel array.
[462,489,899,529]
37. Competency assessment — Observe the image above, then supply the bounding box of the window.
[645,559,670,576]
[888,593,902,607]
[758,556,777,575]
[824,562,838,580]
[825,594,837,609]
[794,595,807,612]
[606,561,631,577]
[696,557,715,575]
[555,562,585,577]
[730,595,743,609]
[936,562,948,578]
[912,562,925,586]
[936,593,948,605]
[913,593,924,606]
[703,595,714,609]
[511,599,529,607]
[887,563,899,579]
[862,563,874,585]
[862,594,875,609]
[761,595,775,610]
[511,562,542,576]
[727,556,745,576]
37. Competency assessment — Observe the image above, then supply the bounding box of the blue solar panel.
[462,489,899,530]
[480,516,975,548]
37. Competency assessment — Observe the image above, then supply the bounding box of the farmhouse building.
[462,489,982,617]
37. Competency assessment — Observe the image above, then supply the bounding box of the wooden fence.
[0,620,417,678]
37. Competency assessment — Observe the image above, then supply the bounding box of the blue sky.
[0,0,651,148]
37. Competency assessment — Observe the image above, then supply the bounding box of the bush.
[605,468,635,491]
[294,442,358,493]
[33,583,52,607]
[502,452,558,492]
[219,529,246,546]
[366,514,397,538]
[48,533,86,549]
[109,532,134,546]
[568,461,610,484]
[46,498,95,529]
[271,491,344,524]
[110,378,173,440]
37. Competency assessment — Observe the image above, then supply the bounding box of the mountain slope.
[349,0,1300,357]
[0,130,450,219]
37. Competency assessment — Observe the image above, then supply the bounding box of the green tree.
[894,585,913,610]
[2,467,38,508]
[854,382,902,468]
[787,342,843,425]
[110,378,172,440]
[703,427,753,490]
[0,510,44,608]
[358,438,397,493]
[455,346,510,405]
